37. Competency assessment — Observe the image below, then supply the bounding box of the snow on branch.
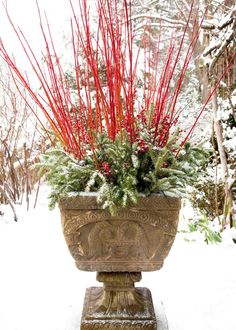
[130,13,186,27]
[203,9,235,31]
[203,6,236,74]
[218,9,235,30]
[131,10,221,32]
[135,21,186,31]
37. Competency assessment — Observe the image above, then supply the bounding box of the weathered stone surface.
[59,194,180,272]
[81,272,157,330]
[59,193,180,210]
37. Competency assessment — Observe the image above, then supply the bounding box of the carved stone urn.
[59,193,181,329]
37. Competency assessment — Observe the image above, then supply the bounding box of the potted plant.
[0,0,220,328]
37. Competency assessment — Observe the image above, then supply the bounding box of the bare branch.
[131,13,186,26]
[0,184,18,222]
[135,22,184,31]
[227,94,236,122]
[181,0,191,12]
[209,25,236,74]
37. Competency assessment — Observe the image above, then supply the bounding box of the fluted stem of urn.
[92,272,143,315]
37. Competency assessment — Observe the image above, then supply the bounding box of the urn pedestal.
[81,272,156,329]
[59,194,180,329]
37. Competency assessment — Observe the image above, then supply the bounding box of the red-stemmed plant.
[0,0,230,213]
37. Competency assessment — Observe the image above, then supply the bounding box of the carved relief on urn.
[60,194,180,272]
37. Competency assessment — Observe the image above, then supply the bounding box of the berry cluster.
[101,162,112,176]
[136,138,149,154]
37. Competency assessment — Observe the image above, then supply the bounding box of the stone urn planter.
[59,193,181,329]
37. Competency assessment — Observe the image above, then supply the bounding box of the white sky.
[0,0,97,87]
[0,0,72,51]
[0,0,97,60]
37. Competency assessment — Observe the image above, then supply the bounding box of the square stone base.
[81,287,157,329]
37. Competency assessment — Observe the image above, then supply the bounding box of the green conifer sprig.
[35,133,211,214]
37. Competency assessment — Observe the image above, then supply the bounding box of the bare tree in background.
[0,64,48,220]
[203,1,236,227]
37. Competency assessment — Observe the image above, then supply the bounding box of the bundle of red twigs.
[0,0,228,160]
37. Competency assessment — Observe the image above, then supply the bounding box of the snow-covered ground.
[0,187,236,330]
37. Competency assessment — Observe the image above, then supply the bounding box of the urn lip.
[58,193,181,211]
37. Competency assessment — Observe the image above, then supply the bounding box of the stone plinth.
[81,272,157,330]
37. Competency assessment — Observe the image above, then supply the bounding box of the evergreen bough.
[35,132,210,215]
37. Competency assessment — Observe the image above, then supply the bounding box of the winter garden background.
[0,0,236,329]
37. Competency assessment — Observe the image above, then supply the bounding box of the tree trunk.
[212,87,233,227]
